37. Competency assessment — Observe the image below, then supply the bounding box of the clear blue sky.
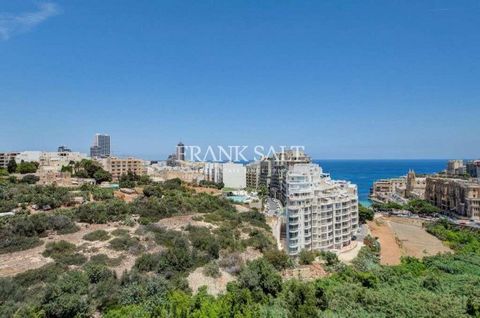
[0,1,479,160]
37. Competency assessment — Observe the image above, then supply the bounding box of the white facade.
[15,151,42,163]
[285,163,358,256]
[204,162,223,184]
[222,162,246,189]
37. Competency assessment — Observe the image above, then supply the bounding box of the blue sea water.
[313,160,447,206]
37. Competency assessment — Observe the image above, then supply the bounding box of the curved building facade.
[285,163,358,256]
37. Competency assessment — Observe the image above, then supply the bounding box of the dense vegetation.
[372,199,440,215]
[1,178,480,317]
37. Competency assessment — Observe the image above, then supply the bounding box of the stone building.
[425,177,480,220]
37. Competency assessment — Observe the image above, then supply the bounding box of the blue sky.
[0,1,479,160]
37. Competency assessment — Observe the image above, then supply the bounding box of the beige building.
[406,170,427,199]
[246,161,261,189]
[100,157,146,180]
[425,177,480,220]
[148,165,204,183]
[0,152,19,169]
[371,177,406,199]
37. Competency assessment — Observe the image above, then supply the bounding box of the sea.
[313,159,448,206]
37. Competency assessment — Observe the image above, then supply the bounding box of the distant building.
[99,157,146,181]
[405,170,427,199]
[466,160,480,178]
[176,142,185,161]
[269,150,311,203]
[204,162,223,184]
[285,163,358,255]
[90,133,111,158]
[15,151,42,163]
[38,152,87,172]
[57,145,72,152]
[370,177,406,202]
[447,160,466,176]
[222,162,246,189]
[0,152,19,169]
[246,161,261,189]
[148,162,204,183]
[425,177,480,220]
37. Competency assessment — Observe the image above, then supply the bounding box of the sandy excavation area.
[368,216,451,265]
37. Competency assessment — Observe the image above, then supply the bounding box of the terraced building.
[284,163,359,255]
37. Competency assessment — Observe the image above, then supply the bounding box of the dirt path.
[367,218,402,265]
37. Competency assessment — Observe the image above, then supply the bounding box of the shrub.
[299,249,317,265]
[203,261,221,278]
[109,236,143,255]
[43,241,87,265]
[264,249,292,270]
[83,230,110,241]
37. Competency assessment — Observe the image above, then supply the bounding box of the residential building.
[259,158,272,188]
[204,162,223,184]
[38,152,87,172]
[246,161,261,189]
[0,152,19,169]
[466,160,480,178]
[15,151,42,163]
[370,177,406,199]
[10,151,86,172]
[425,177,480,220]
[100,157,146,180]
[90,133,111,158]
[447,160,466,176]
[269,150,311,203]
[285,163,358,256]
[176,142,185,161]
[222,162,246,189]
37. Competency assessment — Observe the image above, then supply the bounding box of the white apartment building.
[285,163,358,256]
[204,162,223,184]
[222,162,246,189]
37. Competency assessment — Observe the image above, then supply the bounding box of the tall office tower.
[176,142,185,161]
[285,163,358,256]
[90,133,111,158]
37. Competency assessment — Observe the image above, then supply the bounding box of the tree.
[0,168,8,176]
[263,249,292,270]
[299,249,316,265]
[21,175,40,184]
[358,204,374,223]
[406,199,440,215]
[7,159,17,173]
[17,161,38,174]
[93,169,112,184]
[237,258,282,300]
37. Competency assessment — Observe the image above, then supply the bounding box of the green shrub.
[203,261,221,278]
[83,230,110,241]
[298,249,317,265]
